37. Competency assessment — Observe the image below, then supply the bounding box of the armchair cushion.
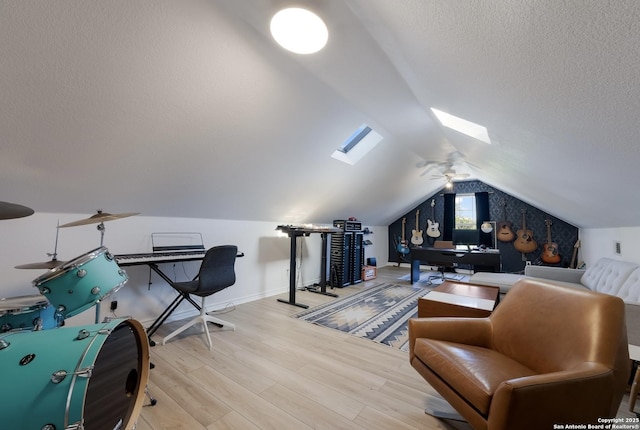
[414,339,537,414]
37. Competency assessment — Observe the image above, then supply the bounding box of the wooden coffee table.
[417,280,500,318]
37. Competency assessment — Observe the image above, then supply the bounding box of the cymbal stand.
[94,222,106,322]
[97,222,106,247]
[48,220,61,262]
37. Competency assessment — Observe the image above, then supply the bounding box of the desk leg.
[411,260,421,284]
[277,234,309,308]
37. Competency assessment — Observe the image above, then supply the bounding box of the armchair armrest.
[524,265,585,284]
[408,317,492,362]
[489,363,617,430]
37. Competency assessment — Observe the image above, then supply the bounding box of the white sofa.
[469,258,640,343]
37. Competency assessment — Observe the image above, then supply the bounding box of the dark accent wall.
[388,180,579,274]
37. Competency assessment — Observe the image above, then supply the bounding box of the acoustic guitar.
[397,217,410,255]
[426,199,441,238]
[514,209,538,254]
[541,218,561,264]
[410,209,424,246]
[496,200,515,243]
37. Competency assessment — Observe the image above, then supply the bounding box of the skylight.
[331,124,382,165]
[431,108,491,144]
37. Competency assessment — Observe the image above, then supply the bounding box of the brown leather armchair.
[409,278,630,430]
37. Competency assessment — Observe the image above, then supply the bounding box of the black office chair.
[429,240,457,283]
[162,245,238,350]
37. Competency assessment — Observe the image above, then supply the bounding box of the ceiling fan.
[417,150,478,177]
[430,168,470,181]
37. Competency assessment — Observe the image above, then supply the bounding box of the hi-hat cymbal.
[0,201,35,220]
[15,258,66,269]
[59,210,139,228]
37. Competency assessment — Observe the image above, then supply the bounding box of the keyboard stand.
[145,263,203,338]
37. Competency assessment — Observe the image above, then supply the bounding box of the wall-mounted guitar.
[426,199,441,238]
[514,209,538,254]
[569,239,581,269]
[541,218,561,264]
[410,209,424,246]
[496,200,515,242]
[397,217,410,255]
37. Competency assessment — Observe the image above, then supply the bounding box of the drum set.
[0,208,150,430]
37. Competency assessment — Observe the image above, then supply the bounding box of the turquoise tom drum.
[33,247,128,318]
[0,294,64,332]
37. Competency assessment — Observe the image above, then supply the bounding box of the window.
[331,124,382,165]
[455,194,477,229]
[431,108,491,144]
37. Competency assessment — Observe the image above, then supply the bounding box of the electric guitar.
[541,218,561,264]
[410,209,424,246]
[397,217,410,255]
[496,200,515,242]
[514,209,538,254]
[570,239,581,269]
[426,199,441,238]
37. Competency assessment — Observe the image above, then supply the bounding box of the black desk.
[275,225,341,309]
[410,247,501,284]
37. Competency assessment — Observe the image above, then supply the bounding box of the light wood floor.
[135,266,637,430]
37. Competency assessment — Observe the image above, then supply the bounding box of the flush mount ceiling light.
[270,8,328,54]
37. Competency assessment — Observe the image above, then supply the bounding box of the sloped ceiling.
[1,0,639,228]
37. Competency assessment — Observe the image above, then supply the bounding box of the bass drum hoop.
[69,318,150,430]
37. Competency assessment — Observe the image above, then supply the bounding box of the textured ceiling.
[1,0,639,227]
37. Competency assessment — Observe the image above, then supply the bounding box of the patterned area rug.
[295,282,429,351]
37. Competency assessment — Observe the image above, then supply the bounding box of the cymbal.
[59,210,139,228]
[0,201,35,220]
[15,258,66,269]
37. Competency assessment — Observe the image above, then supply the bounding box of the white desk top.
[422,291,496,312]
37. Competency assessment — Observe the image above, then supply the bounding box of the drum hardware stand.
[58,210,140,247]
[145,387,157,406]
[14,221,67,270]
[94,302,101,324]
[97,221,106,247]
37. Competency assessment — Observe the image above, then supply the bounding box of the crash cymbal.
[0,201,35,220]
[59,210,139,228]
[15,258,66,269]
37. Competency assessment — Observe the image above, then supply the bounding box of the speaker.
[367,257,377,267]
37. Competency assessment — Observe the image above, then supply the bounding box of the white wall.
[579,227,640,267]
[0,213,388,328]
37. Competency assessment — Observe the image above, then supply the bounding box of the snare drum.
[0,318,149,430]
[33,247,128,318]
[0,294,63,332]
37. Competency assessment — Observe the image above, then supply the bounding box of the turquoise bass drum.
[0,317,149,430]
